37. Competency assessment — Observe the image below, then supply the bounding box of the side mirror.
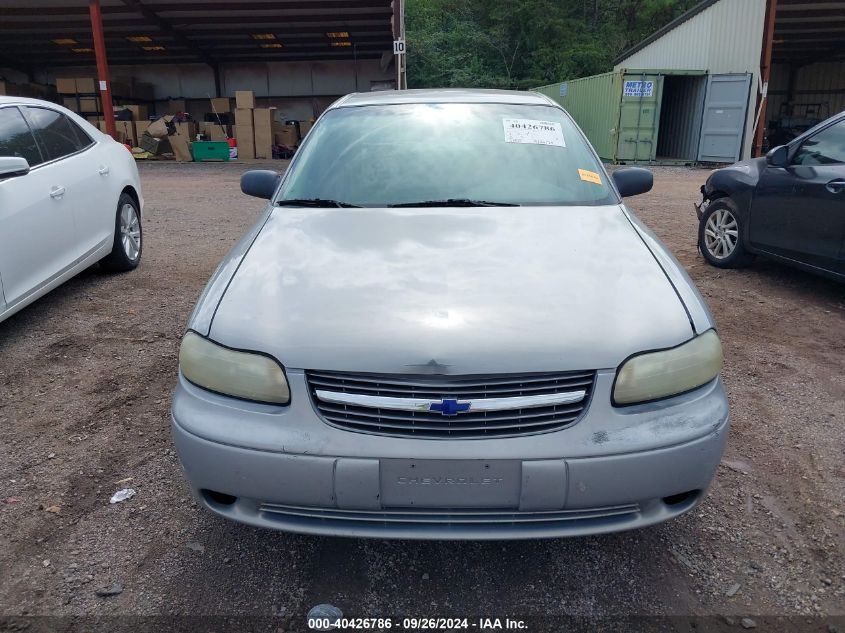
[765,145,788,167]
[241,170,281,200]
[0,156,30,181]
[612,167,653,198]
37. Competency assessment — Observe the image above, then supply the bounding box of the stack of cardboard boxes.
[199,97,232,141]
[234,91,275,160]
[57,77,101,117]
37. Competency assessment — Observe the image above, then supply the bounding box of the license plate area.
[380,459,521,508]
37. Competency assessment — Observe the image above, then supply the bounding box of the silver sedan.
[171,89,728,539]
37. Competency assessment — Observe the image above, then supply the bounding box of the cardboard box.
[169,132,193,162]
[76,77,97,93]
[173,121,197,139]
[147,115,174,139]
[252,108,273,159]
[234,108,253,128]
[116,120,138,146]
[99,121,125,143]
[235,125,255,159]
[273,124,298,149]
[299,120,314,138]
[200,121,230,141]
[56,78,77,94]
[116,104,149,121]
[78,96,100,112]
[63,96,78,111]
[210,97,231,113]
[135,120,150,137]
[235,90,255,109]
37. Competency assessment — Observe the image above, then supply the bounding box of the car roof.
[332,89,558,109]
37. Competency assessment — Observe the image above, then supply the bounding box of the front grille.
[306,370,595,438]
[259,503,640,526]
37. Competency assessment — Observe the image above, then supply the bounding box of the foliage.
[406,0,702,89]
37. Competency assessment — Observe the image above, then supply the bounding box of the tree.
[406,0,702,89]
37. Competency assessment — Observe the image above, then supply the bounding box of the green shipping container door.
[534,70,706,163]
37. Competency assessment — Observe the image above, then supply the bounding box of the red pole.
[89,0,116,139]
[753,0,778,157]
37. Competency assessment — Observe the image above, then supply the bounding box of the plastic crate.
[191,141,230,162]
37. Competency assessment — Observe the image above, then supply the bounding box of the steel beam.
[89,0,116,139]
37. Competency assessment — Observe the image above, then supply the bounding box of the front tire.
[698,198,754,269]
[101,193,142,272]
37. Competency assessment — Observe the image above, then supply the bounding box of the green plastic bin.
[191,141,230,162]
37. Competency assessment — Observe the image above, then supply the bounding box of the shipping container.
[534,69,752,164]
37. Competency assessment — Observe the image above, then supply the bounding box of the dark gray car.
[697,111,845,280]
[172,89,729,539]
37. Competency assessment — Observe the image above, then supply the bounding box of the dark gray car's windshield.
[278,102,616,207]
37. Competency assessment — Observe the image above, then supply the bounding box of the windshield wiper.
[389,198,519,208]
[276,198,362,208]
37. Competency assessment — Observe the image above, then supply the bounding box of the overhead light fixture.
[71,48,93,53]
[52,38,78,45]
[126,35,153,43]
[251,33,276,40]
[260,43,283,49]
[142,45,167,51]
[330,41,352,47]
[326,31,349,38]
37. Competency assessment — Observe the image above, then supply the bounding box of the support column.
[753,0,778,157]
[89,0,116,139]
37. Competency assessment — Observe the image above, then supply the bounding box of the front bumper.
[171,370,730,539]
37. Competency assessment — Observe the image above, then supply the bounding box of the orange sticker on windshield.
[578,169,602,185]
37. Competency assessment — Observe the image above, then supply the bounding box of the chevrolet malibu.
[172,89,728,539]
[0,97,143,324]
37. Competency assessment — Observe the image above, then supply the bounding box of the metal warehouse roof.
[0,0,396,69]
[614,0,845,66]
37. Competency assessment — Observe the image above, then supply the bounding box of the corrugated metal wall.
[768,61,845,125]
[534,72,622,161]
[613,0,766,159]
[656,75,707,160]
[41,59,392,100]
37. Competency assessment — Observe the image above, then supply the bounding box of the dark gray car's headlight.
[179,331,290,404]
[613,330,723,406]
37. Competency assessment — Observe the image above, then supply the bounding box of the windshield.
[278,102,616,207]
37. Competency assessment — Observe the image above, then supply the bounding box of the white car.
[0,97,143,324]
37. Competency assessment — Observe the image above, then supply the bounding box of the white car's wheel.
[101,193,142,272]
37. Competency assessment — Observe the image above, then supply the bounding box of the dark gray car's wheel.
[698,198,754,269]
[101,193,142,272]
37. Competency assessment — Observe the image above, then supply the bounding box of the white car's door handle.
[98,165,110,175]
[49,186,66,199]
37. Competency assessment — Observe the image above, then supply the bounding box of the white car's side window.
[23,107,91,164]
[0,106,44,167]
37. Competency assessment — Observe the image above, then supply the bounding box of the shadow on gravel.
[170,508,696,618]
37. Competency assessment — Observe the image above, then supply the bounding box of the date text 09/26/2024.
[307,617,528,630]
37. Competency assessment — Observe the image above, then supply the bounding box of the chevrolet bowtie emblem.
[429,399,471,416]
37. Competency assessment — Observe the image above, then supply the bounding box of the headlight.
[613,330,723,405]
[179,331,290,404]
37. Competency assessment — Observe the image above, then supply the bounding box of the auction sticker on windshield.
[503,118,566,147]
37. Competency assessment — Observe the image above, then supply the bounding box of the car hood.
[208,205,693,373]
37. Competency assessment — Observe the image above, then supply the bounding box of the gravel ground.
[0,162,842,632]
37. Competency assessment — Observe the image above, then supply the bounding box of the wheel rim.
[704,208,738,260]
[119,203,141,262]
